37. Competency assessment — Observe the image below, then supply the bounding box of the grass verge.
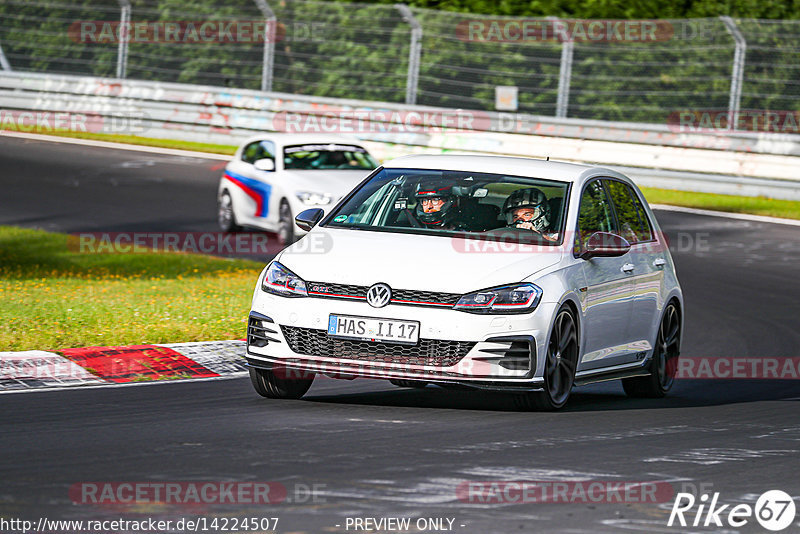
[0,226,263,351]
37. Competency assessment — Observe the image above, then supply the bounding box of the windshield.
[324,168,570,245]
[283,144,378,170]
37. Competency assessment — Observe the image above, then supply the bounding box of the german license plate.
[327,314,420,345]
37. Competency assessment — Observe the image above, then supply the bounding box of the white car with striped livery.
[217,134,378,245]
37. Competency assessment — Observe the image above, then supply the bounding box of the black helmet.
[414,178,456,226]
[503,187,550,231]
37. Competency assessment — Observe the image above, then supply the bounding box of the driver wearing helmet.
[503,187,558,241]
[413,179,460,229]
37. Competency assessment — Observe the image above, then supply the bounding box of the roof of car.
[240,133,368,148]
[382,154,602,183]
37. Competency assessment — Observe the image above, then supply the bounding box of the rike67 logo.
[668,490,796,531]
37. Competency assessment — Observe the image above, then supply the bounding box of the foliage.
[0,0,797,122]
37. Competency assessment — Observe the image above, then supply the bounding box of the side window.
[604,180,640,244]
[575,180,614,254]
[257,140,276,162]
[630,188,654,242]
[605,180,653,243]
[547,196,565,233]
[241,142,260,164]
[241,141,276,165]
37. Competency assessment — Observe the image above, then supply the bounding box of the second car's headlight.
[296,191,333,205]
[454,283,542,314]
[261,261,308,297]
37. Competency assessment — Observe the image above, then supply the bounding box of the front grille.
[307,282,366,300]
[306,281,461,308]
[393,289,461,306]
[281,326,475,367]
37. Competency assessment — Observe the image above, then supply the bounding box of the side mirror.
[253,158,275,172]
[295,208,325,232]
[580,232,631,260]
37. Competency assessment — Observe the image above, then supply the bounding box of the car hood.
[281,169,371,200]
[278,227,564,293]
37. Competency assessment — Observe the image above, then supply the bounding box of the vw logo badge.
[366,283,392,308]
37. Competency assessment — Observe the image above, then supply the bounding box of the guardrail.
[1,71,799,200]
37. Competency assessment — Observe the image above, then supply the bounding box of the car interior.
[384,180,566,235]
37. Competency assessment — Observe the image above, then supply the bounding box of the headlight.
[296,191,333,205]
[454,283,542,314]
[261,261,307,297]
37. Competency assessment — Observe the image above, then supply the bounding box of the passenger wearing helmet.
[413,179,459,228]
[503,187,558,241]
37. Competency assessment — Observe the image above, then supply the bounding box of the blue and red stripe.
[223,170,272,218]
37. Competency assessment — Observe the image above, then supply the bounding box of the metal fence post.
[395,4,421,106]
[0,42,11,71]
[552,18,573,119]
[253,0,276,92]
[720,16,746,130]
[116,0,130,79]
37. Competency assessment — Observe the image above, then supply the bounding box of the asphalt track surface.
[2,136,800,533]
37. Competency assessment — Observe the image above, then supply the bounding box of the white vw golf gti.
[246,155,683,409]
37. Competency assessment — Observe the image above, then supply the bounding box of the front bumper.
[246,290,557,390]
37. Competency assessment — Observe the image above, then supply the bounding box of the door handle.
[653,258,666,269]
[621,263,635,273]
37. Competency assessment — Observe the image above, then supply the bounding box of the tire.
[623,302,681,398]
[389,379,427,389]
[515,305,579,411]
[217,192,241,232]
[249,367,314,399]
[277,200,294,246]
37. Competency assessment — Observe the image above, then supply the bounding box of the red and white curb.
[0,340,246,393]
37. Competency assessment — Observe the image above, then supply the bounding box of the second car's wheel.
[623,302,681,398]
[515,305,578,411]
[389,379,427,389]
[249,367,314,399]
[217,192,241,232]
[277,200,294,246]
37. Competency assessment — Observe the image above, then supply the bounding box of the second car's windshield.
[283,144,378,170]
[325,168,570,244]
